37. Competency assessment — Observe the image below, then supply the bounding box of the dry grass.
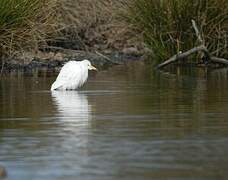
[0,0,58,57]
[0,0,137,60]
[57,0,137,51]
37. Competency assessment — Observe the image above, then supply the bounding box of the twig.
[0,59,5,75]
[95,51,123,65]
[46,46,84,53]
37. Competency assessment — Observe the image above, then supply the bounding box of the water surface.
[1,62,228,179]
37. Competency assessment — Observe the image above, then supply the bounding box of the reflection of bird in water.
[51,91,91,122]
[51,90,91,157]
[51,60,97,90]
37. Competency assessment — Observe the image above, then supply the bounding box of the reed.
[126,0,228,62]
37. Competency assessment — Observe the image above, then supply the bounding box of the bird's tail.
[51,81,61,91]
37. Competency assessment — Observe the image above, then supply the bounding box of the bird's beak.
[89,65,98,71]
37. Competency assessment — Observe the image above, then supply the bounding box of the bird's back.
[51,61,88,90]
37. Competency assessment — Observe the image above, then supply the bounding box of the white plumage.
[51,60,97,91]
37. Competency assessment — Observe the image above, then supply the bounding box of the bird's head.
[83,59,98,71]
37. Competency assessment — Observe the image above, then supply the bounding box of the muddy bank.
[1,48,144,73]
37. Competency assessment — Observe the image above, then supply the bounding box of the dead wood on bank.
[157,20,228,69]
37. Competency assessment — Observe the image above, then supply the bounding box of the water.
[1,61,228,180]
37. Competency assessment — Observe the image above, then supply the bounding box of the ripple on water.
[1,64,228,179]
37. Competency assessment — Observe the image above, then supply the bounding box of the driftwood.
[157,45,205,69]
[157,20,228,69]
[211,57,228,65]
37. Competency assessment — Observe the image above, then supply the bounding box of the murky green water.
[1,61,228,180]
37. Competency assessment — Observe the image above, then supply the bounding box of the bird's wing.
[51,61,83,90]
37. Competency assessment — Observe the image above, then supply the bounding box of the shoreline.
[1,49,143,73]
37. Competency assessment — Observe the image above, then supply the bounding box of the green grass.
[0,0,57,56]
[125,0,228,62]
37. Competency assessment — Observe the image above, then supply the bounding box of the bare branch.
[211,57,228,65]
[157,20,228,69]
[191,19,203,44]
[156,45,206,69]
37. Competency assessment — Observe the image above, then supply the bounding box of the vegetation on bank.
[0,0,57,57]
[56,0,135,51]
[0,0,227,65]
[126,0,228,62]
[0,0,136,59]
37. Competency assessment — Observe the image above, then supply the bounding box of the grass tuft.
[125,0,228,62]
[0,0,58,57]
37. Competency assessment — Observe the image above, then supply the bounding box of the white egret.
[51,60,97,91]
